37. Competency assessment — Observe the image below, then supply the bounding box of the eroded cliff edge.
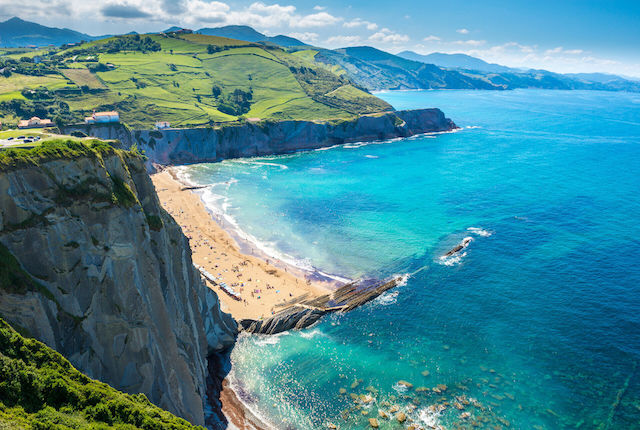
[0,142,237,426]
[63,108,457,167]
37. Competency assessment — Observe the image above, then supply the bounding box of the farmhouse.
[18,117,53,129]
[155,121,171,129]
[85,111,120,124]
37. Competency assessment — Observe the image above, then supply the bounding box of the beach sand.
[151,169,332,321]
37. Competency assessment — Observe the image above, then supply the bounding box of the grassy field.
[60,67,106,89]
[0,33,391,129]
[0,74,69,93]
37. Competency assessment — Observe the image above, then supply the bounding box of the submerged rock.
[396,412,407,422]
[397,380,414,389]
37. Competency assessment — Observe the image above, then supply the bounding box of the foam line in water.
[187,174,352,285]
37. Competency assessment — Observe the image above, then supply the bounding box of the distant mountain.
[565,72,629,84]
[316,46,501,90]
[162,26,185,33]
[0,17,95,47]
[398,51,513,73]
[196,25,307,47]
[315,46,640,93]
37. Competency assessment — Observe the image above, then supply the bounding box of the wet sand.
[151,169,332,321]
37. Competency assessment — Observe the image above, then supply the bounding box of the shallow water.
[185,89,640,429]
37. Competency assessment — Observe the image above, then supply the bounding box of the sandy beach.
[151,169,332,321]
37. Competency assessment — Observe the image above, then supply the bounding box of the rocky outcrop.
[240,277,401,335]
[63,109,456,169]
[0,150,237,425]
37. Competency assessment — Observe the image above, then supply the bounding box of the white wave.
[392,383,409,393]
[171,165,200,187]
[395,273,410,287]
[467,227,493,237]
[438,251,467,266]
[253,332,289,346]
[374,290,398,306]
[418,405,443,428]
[199,186,351,284]
[232,160,289,170]
[299,329,327,339]
[364,155,379,158]
[224,370,286,430]
[465,125,481,129]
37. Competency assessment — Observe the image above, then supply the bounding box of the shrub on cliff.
[0,318,204,429]
[0,139,139,171]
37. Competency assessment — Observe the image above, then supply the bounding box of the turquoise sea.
[184,90,640,429]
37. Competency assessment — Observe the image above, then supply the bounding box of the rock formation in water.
[0,143,237,425]
[62,108,457,168]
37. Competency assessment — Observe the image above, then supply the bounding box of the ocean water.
[184,90,640,429]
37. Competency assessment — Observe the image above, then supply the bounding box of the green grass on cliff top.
[0,138,140,171]
[0,34,391,129]
[0,318,204,429]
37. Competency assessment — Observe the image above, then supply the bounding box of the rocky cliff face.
[63,109,456,168]
[0,150,236,425]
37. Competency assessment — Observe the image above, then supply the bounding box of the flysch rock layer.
[0,151,236,425]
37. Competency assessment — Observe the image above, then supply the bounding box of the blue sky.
[1,0,639,76]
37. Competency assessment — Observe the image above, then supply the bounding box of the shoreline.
[152,168,339,429]
[151,169,335,321]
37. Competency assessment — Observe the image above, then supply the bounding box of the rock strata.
[0,150,236,425]
[63,109,457,169]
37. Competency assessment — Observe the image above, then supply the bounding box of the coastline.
[151,168,334,321]
[152,168,340,429]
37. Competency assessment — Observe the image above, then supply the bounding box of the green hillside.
[0,33,391,129]
[0,318,202,429]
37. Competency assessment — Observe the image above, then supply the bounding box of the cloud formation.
[0,0,634,76]
[343,18,378,31]
[325,35,361,46]
[101,3,152,19]
[369,28,409,44]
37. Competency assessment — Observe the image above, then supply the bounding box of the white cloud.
[292,11,341,28]
[313,5,325,10]
[452,39,486,47]
[545,46,584,55]
[343,18,377,30]
[368,28,409,44]
[325,35,362,46]
[183,0,230,24]
[423,35,441,42]
[456,28,469,34]
[289,32,319,42]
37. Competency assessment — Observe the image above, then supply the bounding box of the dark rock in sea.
[240,276,401,335]
[443,236,473,257]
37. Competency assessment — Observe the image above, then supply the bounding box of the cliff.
[0,140,237,426]
[0,318,203,429]
[62,108,456,168]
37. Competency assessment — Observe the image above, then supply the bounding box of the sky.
[1,0,639,77]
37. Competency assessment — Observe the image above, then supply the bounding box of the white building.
[155,121,171,129]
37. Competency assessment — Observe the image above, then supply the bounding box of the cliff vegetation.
[0,318,203,430]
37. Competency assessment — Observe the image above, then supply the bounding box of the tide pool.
[185,90,640,429]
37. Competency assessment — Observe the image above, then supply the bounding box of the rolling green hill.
[0,317,203,429]
[0,33,391,129]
